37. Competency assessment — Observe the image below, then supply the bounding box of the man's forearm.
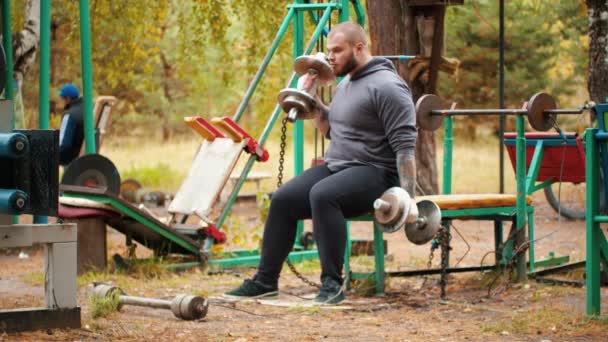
[397,150,416,197]
[313,102,331,139]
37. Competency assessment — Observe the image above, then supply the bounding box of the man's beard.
[335,52,358,77]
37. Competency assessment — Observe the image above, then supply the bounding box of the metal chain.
[276,117,321,289]
[439,228,452,300]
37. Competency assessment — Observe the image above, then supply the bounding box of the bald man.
[225,22,417,304]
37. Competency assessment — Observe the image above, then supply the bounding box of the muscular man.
[225,22,417,304]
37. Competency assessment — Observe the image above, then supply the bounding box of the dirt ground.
[1,193,608,341]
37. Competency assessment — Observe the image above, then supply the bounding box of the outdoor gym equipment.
[373,187,442,245]
[277,52,335,122]
[61,154,122,195]
[92,284,208,321]
[416,92,593,132]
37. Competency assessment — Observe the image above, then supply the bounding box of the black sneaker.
[223,279,278,299]
[314,277,345,304]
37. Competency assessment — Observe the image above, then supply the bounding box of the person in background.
[58,83,84,166]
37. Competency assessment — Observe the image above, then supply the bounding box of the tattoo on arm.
[397,151,416,197]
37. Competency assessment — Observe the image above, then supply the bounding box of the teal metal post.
[2,0,13,114]
[442,116,453,194]
[585,128,600,315]
[293,1,306,248]
[339,0,350,22]
[515,115,527,280]
[79,0,96,154]
[34,0,51,224]
[2,0,17,224]
[39,0,50,130]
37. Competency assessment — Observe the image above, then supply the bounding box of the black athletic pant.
[255,163,398,286]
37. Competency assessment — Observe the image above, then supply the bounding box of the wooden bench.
[344,116,536,296]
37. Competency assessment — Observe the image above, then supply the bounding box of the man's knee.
[309,183,335,207]
[269,186,299,210]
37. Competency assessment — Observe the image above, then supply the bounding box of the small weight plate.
[294,53,335,85]
[277,88,318,120]
[527,92,556,131]
[120,178,142,203]
[405,200,442,245]
[416,94,444,131]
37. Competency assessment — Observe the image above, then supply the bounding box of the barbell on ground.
[373,187,442,245]
[277,52,335,122]
[92,284,209,321]
[416,92,593,132]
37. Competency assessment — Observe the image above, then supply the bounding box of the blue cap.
[58,83,80,99]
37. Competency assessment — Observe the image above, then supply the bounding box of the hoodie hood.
[350,57,397,81]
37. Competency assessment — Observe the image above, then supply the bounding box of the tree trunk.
[12,0,41,84]
[366,0,440,195]
[586,1,608,111]
[159,20,173,141]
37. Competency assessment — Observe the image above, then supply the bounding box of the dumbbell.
[92,284,209,321]
[277,52,335,122]
[416,92,593,132]
[373,187,442,245]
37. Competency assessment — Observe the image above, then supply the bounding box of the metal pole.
[34,0,51,225]
[499,0,505,194]
[2,0,17,225]
[585,127,600,315]
[293,1,305,247]
[515,115,527,281]
[39,0,50,130]
[79,0,96,154]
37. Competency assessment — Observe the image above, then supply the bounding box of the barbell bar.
[92,284,209,321]
[416,92,592,132]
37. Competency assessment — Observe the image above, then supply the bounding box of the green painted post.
[585,128,600,316]
[515,115,527,280]
[339,0,350,22]
[344,221,351,288]
[373,223,385,294]
[39,0,50,130]
[2,0,18,225]
[293,1,305,247]
[442,116,453,194]
[2,0,13,116]
[34,0,51,225]
[79,0,96,154]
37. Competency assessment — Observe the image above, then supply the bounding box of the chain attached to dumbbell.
[92,284,208,321]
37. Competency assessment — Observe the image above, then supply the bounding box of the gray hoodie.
[324,57,417,175]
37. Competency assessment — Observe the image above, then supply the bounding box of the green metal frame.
[585,103,608,316]
[345,113,536,294]
[204,0,365,267]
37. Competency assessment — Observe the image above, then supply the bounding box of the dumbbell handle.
[119,294,171,309]
[373,198,391,212]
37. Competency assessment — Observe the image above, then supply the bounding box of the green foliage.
[441,0,588,135]
[121,162,179,190]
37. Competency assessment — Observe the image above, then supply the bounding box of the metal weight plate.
[171,294,209,320]
[374,187,411,233]
[277,88,318,120]
[120,178,142,203]
[527,92,556,131]
[405,200,442,245]
[61,154,121,195]
[415,94,444,131]
[294,53,335,85]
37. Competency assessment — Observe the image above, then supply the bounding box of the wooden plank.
[0,307,80,333]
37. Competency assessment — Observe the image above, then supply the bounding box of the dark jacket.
[59,97,84,165]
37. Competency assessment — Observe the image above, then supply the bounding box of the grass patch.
[90,289,121,319]
[21,271,44,285]
[121,162,183,190]
[481,306,608,336]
